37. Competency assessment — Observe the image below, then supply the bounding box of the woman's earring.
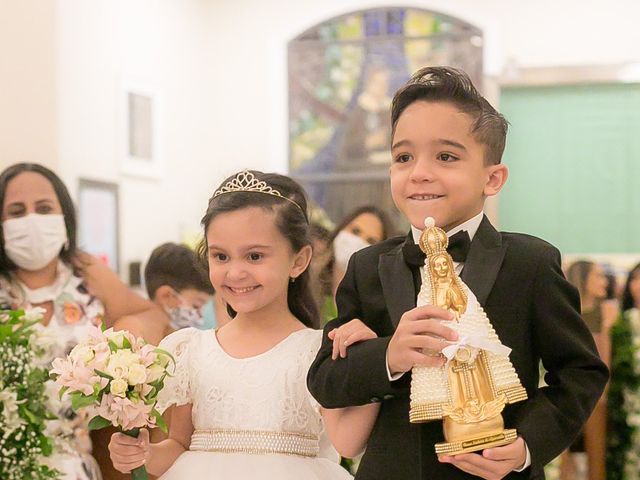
[290,276,296,284]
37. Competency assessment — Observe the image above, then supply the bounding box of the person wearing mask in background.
[607,262,640,479]
[144,242,224,332]
[318,206,394,325]
[563,260,618,480]
[0,162,167,480]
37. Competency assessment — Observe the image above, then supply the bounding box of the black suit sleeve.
[307,251,403,408]
[512,245,609,470]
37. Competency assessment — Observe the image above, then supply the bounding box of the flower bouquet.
[0,308,59,480]
[51,325,173,480]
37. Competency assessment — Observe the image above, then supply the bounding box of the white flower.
[127,363,147,385]
[69,344,95,364]
[105,350,140,378]
[146,363,165,383]
[110,378,128,397]
[0,388,26,433]
[22,307,46,322]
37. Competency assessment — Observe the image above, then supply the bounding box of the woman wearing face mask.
[0,163,167,480]
[316,206,394,326]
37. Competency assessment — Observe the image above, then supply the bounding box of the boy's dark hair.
[391,66,508,165]
[621,262,640,312]
[145,242,213,299]
[198,171,318,329]
[0,163,78,277]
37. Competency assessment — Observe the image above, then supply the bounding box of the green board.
[499,83,640,253]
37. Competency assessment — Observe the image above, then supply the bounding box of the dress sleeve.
[156,328,197,414]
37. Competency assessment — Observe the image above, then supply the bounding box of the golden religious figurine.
[409,218,528,456]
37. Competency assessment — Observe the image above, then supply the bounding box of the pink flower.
[97,393,155,431]
[51,357,108,396]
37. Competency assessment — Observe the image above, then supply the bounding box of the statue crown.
[419,217,449,256]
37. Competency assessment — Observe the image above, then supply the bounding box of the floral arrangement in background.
[0,308,59,480]
[51,325,173,480]
[608,308,640,480]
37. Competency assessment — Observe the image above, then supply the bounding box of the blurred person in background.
[607,262,640,480]
[562,260,618,480]
[0,162,166,480]
[317,205,394,325]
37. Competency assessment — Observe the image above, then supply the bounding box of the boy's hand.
[387,305,458,376]
[109,428,150,473]
[328,318,377,360]
[439,437,527,480]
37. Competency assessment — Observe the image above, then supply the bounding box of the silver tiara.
[213,170,305,214]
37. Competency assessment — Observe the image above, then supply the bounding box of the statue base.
[435,428,518,457]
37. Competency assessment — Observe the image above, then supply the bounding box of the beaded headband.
[212,170,306,216]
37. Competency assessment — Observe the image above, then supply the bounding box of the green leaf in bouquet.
[152,408,168,434]
[108,340,119,352]
[122,335,132,349]
[21,406,39,424]
[95,369,114,380]
[58,385,69,400]
[100,322,107,332]
[40,435,54,456]
[70,391,98,410]
[88,415,113,431]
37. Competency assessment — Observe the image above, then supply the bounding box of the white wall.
[0,0,58,170]
[5,0,638,276]
[55,0,232,273]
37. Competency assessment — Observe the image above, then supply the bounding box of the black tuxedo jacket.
[307,216,608,480]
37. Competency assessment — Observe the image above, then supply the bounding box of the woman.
[317,205,394,325]
[607,262,640,480]
[562,260,618,480]
[0,163,167,480]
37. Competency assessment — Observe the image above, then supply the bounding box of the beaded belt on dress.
[190,429,319,458]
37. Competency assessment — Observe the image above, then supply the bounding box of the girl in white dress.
[108,171,379,479]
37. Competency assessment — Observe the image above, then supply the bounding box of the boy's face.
[390,101,507,232]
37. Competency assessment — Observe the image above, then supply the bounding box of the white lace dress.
[156,327,352,480]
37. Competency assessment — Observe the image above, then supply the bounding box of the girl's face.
[585,264,608,300]
[629,270,640,305]
[343,212,384,245]
[205,206,310,317]
[2,171,62,221]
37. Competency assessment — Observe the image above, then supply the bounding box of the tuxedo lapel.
[379,235,416,328]
[460,216,507,305]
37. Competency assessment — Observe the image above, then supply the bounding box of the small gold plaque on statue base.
[435,428,518,457]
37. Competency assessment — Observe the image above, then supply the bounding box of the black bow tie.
[402,230,472,268]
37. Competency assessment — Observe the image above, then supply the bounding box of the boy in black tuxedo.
[307,67,608,479]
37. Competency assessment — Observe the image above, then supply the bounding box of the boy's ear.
[290,245,313,280]
[483,164,509,197]
[155,285,180,309]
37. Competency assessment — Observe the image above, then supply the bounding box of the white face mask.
[333,230,369,271]
[2,214,68,271]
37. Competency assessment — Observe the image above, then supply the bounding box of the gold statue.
[409,218,528,456]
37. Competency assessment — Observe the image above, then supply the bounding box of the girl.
[108,170,378,479]
[0,162,167,479]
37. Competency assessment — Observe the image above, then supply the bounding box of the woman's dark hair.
[0,163,77,277]
[198,171,318,328]
[330,205,395,245]
[566,260,595,298]
[621,262,640,312]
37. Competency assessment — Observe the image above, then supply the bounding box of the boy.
[144,242,214,331]
[307,67,608,479]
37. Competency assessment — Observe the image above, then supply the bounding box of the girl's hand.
[328,319,377,360]
[108,428,151,473]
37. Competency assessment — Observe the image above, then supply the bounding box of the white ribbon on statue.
[441,335,512,364]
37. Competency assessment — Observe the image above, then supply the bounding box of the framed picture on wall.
[120,78,163,179]
[77,179,120,272]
